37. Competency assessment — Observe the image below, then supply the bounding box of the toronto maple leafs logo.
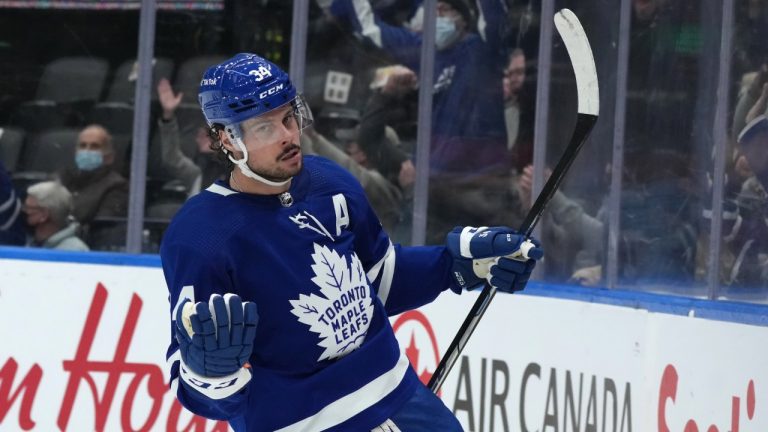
[289,243,374,362]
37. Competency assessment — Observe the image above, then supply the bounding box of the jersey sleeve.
[0,160,24,246]
[380,244,456,315]
[161,238,250,420]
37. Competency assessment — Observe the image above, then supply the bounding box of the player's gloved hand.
[175,293,258,378]
[446,226,543,293]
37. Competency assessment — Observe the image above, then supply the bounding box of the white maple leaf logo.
[289,243,374,362]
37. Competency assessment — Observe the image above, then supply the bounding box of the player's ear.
[219,130,237,153]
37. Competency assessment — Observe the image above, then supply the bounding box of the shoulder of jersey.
[304,155,363,193]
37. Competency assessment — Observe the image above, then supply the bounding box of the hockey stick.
[428,8,599,393]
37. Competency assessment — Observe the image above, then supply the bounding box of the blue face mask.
[75,150,104,171]
[435,16,460,50]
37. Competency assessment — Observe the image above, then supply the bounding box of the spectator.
[23,181,88,251]
[327,0,510,175]
[327,0,515,243]
[516,164,605,284]
[353,125,415,191]
[57,124,128,248]
[0,159,25,246]
[355,86,417,242]
[502,47,536,172]
[359,65,418,190]
[709,115,768,287]
[156,78,226,196]
[609,148,698,283]
[303,83,414,238]
[733,64,768,141]
[503,48,526,150]
[301,127,405,235]
[724,174,768,287]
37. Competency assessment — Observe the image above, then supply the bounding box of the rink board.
[0,247,766,431]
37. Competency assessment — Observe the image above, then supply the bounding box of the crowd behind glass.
[0,0,766,303]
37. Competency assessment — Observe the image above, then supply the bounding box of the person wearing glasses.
[23,180,88,251]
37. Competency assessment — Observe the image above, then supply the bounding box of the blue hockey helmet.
[199,53,311,129]
[198,53,313,187]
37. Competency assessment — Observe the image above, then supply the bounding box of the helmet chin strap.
[226,133,292,188]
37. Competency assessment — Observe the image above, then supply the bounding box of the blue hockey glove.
[446,226,543,293]
[175,293,259,378]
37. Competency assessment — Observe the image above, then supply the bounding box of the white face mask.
[435,16,460,50]
[75,150,104,171]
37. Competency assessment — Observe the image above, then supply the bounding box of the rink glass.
[1,0,765,303]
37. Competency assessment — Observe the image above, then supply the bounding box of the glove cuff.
[449,258,485,293]
[179,357,252,400]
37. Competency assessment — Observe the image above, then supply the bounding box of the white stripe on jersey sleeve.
[366,242,396,306]
[0,189,17,212]
[0,196,20,231]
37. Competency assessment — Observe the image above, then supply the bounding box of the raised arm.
[328,0,423,68]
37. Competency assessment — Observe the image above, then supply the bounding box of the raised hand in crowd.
[380,65,418,97]
[158,78,184,121]
[398,159,416,189]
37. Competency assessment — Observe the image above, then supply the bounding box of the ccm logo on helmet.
[259,83,284,99]
[249,66,273,81]
[200,77,217,86]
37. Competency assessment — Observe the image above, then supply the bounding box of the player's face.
[237,103,303,182]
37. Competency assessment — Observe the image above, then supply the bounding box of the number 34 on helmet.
[198,53,313,139]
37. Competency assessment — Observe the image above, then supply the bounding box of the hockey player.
[161,53,543,431]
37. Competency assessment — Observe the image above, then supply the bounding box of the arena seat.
[0,127,26,172]
[17,127,79,174]
[88,57,175,134]
[11,56,110,131]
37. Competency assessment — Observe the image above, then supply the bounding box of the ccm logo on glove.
[174,293,258,399]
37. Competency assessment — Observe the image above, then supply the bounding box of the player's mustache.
[278,144,301,161]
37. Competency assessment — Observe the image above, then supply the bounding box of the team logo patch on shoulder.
[289,243,373,362]
[290,211,334,240]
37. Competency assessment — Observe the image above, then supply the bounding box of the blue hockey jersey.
[161,156,456,431]
[0,160,24,246]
